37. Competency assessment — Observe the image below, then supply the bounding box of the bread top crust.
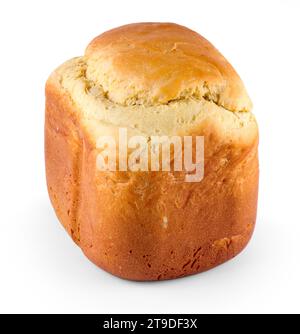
[85,22,252,111]
[47,23,257,144]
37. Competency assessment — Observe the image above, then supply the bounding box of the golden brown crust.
[85,23,252,111]
[79,141,258,281]
[45,23,259,281]
[45,81,82,243]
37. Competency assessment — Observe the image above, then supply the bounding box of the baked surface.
[45,23,259,280]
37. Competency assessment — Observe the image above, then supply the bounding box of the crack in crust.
[60,57,250,113]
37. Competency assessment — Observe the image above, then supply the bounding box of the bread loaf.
[45,23,259,280]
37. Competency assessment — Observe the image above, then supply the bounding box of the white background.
[0,0,299,314]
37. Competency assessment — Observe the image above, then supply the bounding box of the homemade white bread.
[45,23,259,280]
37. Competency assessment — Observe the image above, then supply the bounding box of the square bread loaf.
[45,23,259,280]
